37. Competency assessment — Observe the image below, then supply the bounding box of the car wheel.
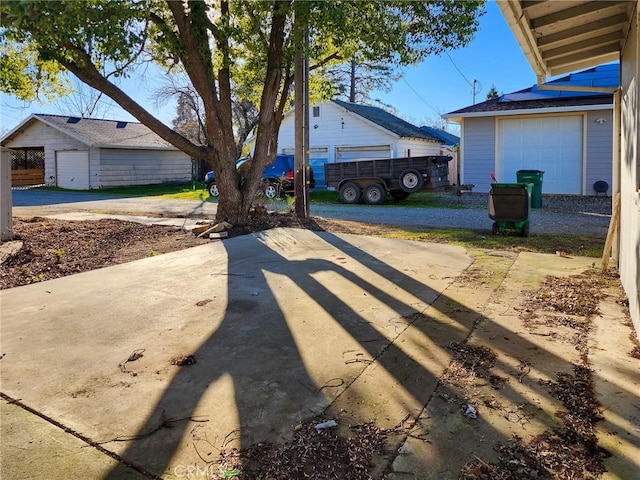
[363,183,386,205]
[399,169,424,193]
[339,182,361,204]
[264,181,280,199]
[208,183,219,197]
[390,190,410,201]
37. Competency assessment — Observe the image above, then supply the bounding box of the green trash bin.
[488,182,532,237]
[516,170,544,208]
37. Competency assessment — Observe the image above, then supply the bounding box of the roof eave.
[96,144,180,151]
[497,0,549,81]
[32,115,93,146]
[443,103,613,120]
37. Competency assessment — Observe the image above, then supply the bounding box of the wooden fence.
[12,168,45,186]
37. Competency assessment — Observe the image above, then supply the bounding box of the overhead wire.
[399,76,441,117]
[444,51,474,87]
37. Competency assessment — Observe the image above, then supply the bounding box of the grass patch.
[39,183,209,198]
[378,227,604,258]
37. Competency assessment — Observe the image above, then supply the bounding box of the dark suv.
[204,154,315,198]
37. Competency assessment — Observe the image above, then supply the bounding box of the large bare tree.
[1,0,484,225]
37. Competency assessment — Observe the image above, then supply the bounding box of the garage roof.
[1,114,178,150]
[444,63,617,119]
[497,0,634,79]
[332,100,443,143]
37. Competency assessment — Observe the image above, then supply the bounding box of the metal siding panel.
[99,149,191,187]
[619,7,640,335]
[585,110,614,194]
[461,117,496,192]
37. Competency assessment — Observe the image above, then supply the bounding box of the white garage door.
[336,145,391,162]
[498,116,583,194]
[56,151,89,190]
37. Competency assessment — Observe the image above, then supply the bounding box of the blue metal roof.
[499,63,618,103]
[446,63,617,116]
[419,126,460,145]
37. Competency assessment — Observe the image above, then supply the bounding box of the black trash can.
[516,170,544,208]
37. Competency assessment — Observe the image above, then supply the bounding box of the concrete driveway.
[2,225,638,479]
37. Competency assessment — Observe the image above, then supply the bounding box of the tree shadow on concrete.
[104,227,638,479]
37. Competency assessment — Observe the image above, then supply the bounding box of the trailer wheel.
[339,182,361,204]
[399,169,424,192]
[363,183,386,205]
[521,223,530,237]
[492,222,499,235]
[390,190,410,201]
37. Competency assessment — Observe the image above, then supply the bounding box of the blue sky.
[1,1,536,135]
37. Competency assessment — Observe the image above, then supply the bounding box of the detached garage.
[498,115,584,194]
[1,114,192,189]
[444,64,616,195]
[249,100,454,187]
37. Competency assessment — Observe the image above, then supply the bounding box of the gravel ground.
[311,193,612,237]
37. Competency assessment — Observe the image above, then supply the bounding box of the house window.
[312,106,320,118]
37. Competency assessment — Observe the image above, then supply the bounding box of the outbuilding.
[249,100,456,187]
[1,114,192,189]
[443,64,617,195]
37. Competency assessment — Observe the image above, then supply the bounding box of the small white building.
[1,114,192,190]
[249,100,456,187]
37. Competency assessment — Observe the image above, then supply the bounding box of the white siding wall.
[98,149,191,187]
[2,121,86,187]
[277,102,399,162]
[461,117,496,192]
[585,110,614,195]
[397,138,442,157]
[620,7,640,337]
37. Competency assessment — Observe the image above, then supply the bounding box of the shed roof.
[1,114,177,150]
[332,100,441,143]
[419,126,460,145]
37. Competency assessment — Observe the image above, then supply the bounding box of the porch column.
[1,147,13,241]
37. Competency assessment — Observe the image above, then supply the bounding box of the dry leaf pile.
[438,342,508,410]
[211,421,389,480]
[461,272,612,480]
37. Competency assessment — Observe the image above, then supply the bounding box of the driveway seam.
[0,392,160,479]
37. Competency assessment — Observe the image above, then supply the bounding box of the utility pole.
[294,7,310,219]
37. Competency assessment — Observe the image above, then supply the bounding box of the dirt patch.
[0,213,400,290]
[1,217,208,289]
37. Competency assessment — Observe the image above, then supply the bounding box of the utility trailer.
[325,155,461,204]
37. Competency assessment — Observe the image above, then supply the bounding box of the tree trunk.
[349,58,356,103]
